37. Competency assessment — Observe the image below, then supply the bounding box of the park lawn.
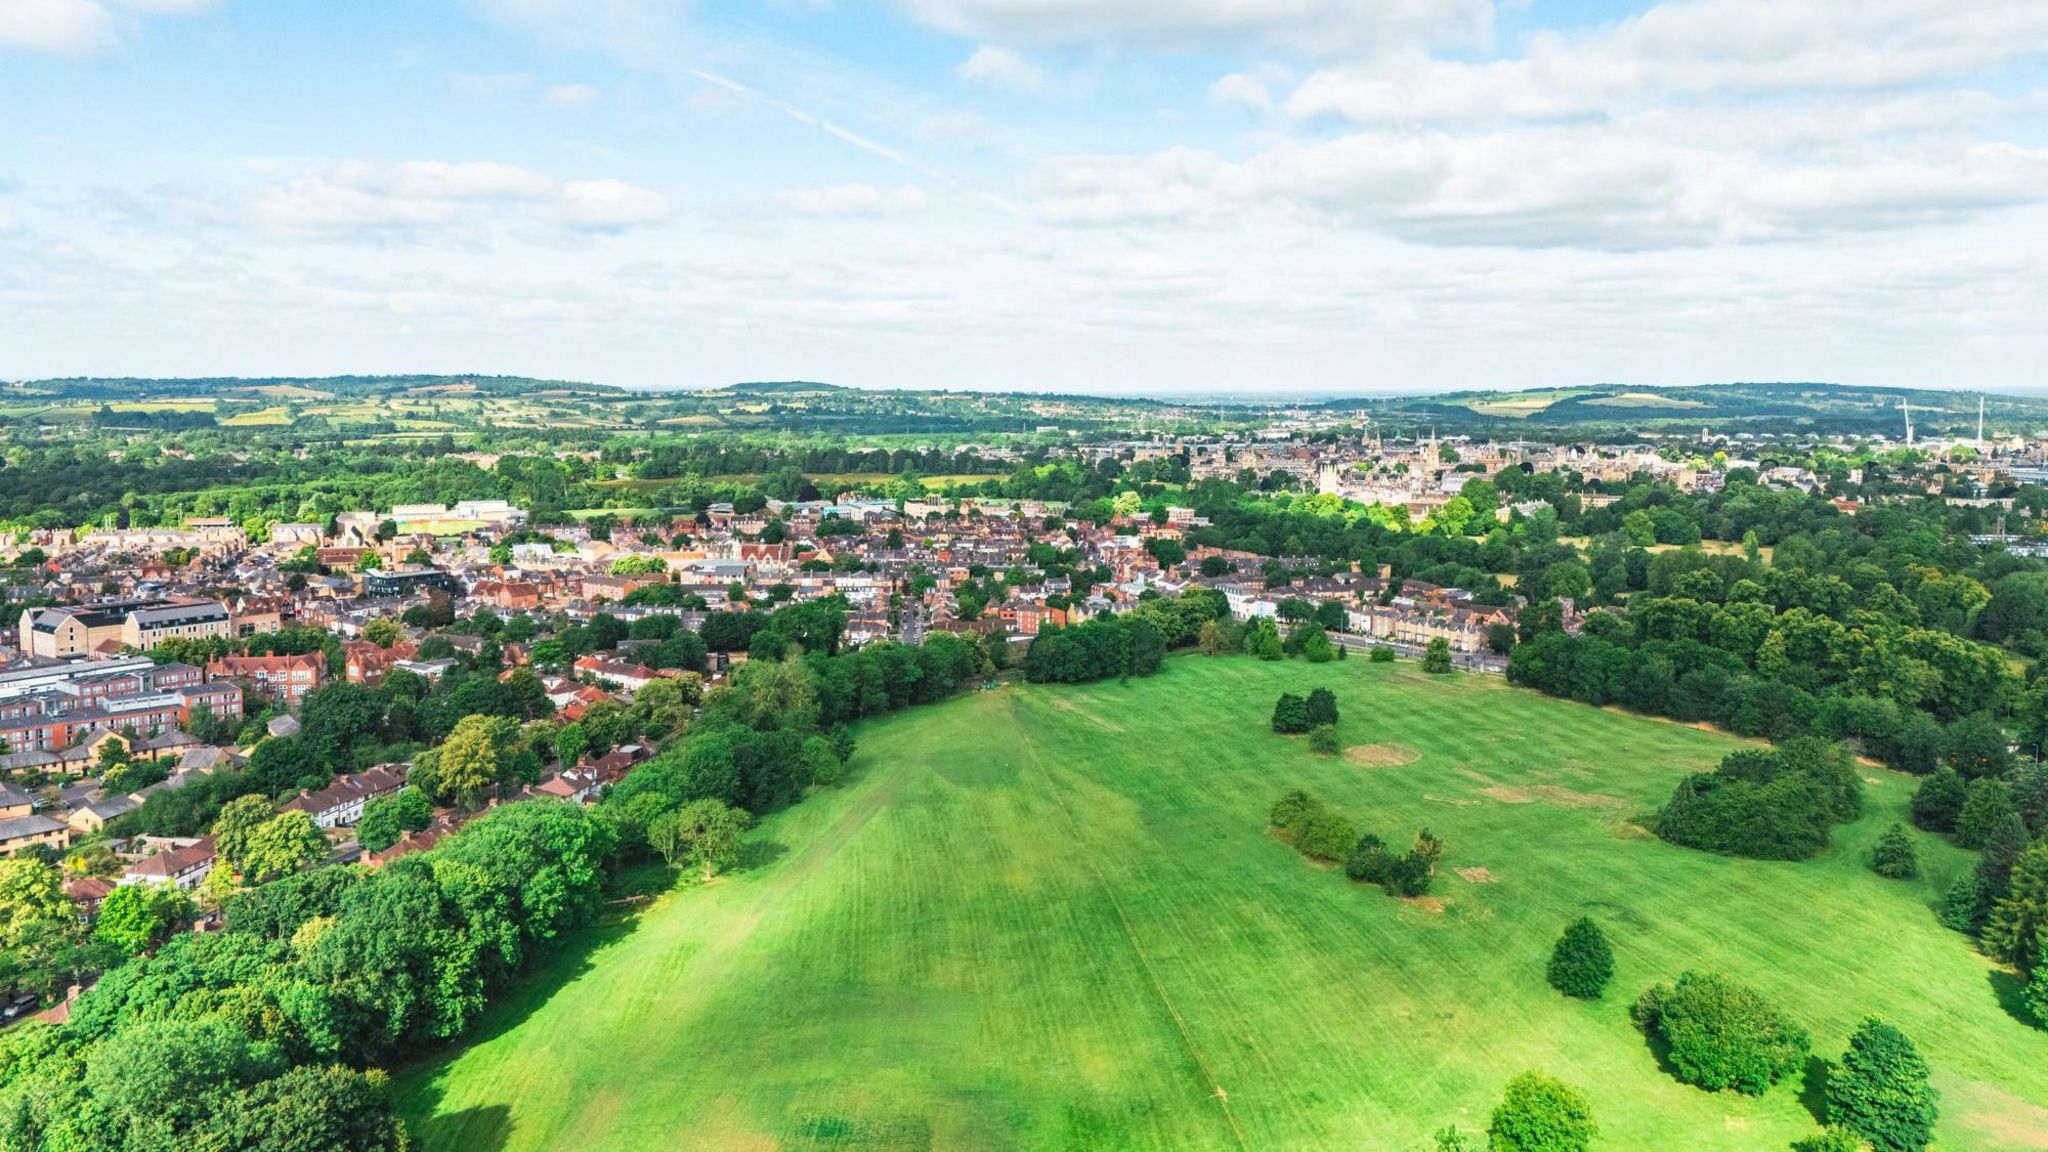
[397,659,2048,1152]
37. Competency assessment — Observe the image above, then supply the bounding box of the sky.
[0,0,2044,395]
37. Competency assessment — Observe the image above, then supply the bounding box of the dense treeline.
[0,801,614,1151]
[1021,590,1227,684]
[623,440,1008,483]
[602,626,1002,851]
[1508,600,2019,773]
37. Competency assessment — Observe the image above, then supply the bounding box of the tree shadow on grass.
[1798,1055,1831,1125]
[1989,968,2041,1029]
[738,838,789,872]
[1636,1023,1690,1087]
[391,906,653,1122]
[405,1101,512,1152]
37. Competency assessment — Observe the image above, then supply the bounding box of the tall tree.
[241,812,329,885]
[1982,842,2048,969]
[1546,918,1614,1000]
[212,794,277,873]
[1424,637,1454,674]
[438,714,516,810]
[1826,1018,1938,1152]
[672,799,746,880]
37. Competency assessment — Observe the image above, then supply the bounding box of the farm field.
[1583,392,1709,409]
[397,659,2048,1151]
[1464,390,1584,417]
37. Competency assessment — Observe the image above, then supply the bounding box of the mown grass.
[397,659,2048,1151]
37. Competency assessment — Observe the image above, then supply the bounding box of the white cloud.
[899,0,1493,58]
[249,162,667,241]
[956,45,1049,94]
[775,183,928,217]
[1286,0,2048,124]
[377,161,558,200]
[462,0,686,65]
[557,179,672,230]
[545,83,602,107]
[0,0,213,56]
[251,178,464,239]
[1207,73,1274,110]
[1032,132,2048,250]
[1017,0,2048,253]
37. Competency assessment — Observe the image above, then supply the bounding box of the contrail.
[682,66,1025,216]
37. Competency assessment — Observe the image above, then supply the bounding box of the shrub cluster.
[1654,738,1862,860]
[1270,791,1355,861]
[1632,971,1809,1096]
[1272,687,1338,734]
[1343,829,1444,897]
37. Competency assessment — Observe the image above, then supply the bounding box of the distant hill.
[722,380,850,396]
[1325,381,2048,438]
[7,374,622,400]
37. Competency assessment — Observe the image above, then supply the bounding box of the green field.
[1583,392,1709,410]
[397,660,2048,1151]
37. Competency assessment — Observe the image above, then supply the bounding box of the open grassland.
[398,659,2048,1151]
[1562,535,1775,565]
[1464,390,1586,418]
[1582,392,1709,409]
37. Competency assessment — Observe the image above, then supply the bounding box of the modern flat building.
[362,568,456,598]
[0,661,241,758]
[18,597,231,658]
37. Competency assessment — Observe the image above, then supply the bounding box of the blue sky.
[1,0,2044,395]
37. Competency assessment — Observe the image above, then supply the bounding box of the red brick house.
[206,652,324,703]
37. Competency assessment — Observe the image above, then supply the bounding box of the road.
[1328,632,1508,675]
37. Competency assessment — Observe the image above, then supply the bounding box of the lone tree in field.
[1308,725,1340,756]
[1632,970,1809,1095]
[1826,1018,1937,1152]
[1299,626,1336,663]
[1305,687,1339,728]
[1369,645,1396,663]
[1546,918,1614,1000]
[1424,637,1453,674]
[1272,693,1310,734]
[1869,823,1918,880]
[1487,1071,1595,1152]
